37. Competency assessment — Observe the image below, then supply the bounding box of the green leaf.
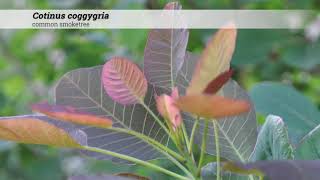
[68,175,132,180]
[0,141,15,152]
[281,39,320,70]
[176,52,258,162]
[249,115,294,161]
[232,30,289,67]
[223,160,320,180]
[249,82,320,146]
[54,66,168,163]
[201,162,249,180]
[295,124,320,159]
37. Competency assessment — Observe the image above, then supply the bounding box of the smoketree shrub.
[0,2,319,180]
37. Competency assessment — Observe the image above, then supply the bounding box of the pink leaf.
[156,88,182,131]
[102,57,148,105]
[32,102,112,128]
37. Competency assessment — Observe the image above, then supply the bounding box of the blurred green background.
[0,0,319,179]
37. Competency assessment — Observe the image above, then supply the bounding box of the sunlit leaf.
[144,2,189,90]
[250,82,320,145]
[249,115,294,161]
[102,57,148,105]
[176,52,257,162]
[0,115,86,148]
[54,66,168,162]
[204,69,234,94]
[32,102,112,128]
[187,24,237,95]
[176,94,250,119]
[223,160,320,180]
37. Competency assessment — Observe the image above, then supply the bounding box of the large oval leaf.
[54,66,168,162]
[281,38,320,70]
[249,82,320,146]
[249,115,294,161]
[0,115,86,148]
[295,124,320,159]
[176,52,257,162]
[223,160,320,180]
[232,30,289,67]
[187,24,237,95]
[102,57,148,105]
[143,2,189,90]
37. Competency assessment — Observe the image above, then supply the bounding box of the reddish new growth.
[32,102,112,128]
[155,88,182,131]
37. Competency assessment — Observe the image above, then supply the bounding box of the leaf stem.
[111,127,184,162]
[197,120,209,175]
[181,123,190,149]
[139,100,171,137]
[188,118,199,154]
[83,146,190,180]
[211,118,255,180]
[213,120,220,180]
[140,100,181,150]
[138,100,195,178]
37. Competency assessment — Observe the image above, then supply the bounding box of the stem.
[197,120,209,175]
[135,101,195,178]
[110,127,192,178]
[259,175,264,180]
[212,119,255,180]
[188,119,199,154]
[213,120,220,180]
[139,100,171,137]
[83,146,190,180]
[139,100,183,153]
[111,127,184,162]
[164,149,195,179]
[181,123,190,149]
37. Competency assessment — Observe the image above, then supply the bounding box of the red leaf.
[203,69,234,94]
[102,57,148,105]
[175,94,250,119]
[32,102,112,128]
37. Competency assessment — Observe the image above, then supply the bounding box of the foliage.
[0,0,319,180]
